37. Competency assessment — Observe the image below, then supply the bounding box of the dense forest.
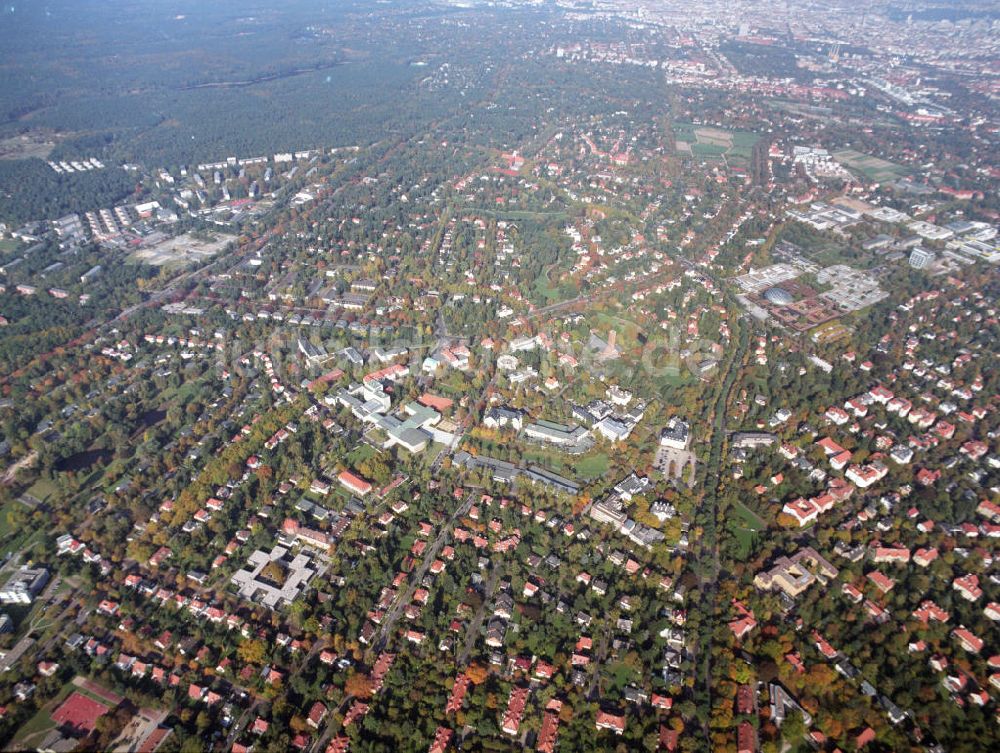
[0,160,137,225]
[0,0,498,170]
[718,40,815,84]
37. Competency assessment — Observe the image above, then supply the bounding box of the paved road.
[689,314,750,746]
[225,638,327,749]
[311,694,355,753]
[456,567,500,666]
[586,625,612,701]
[371,493,475,654]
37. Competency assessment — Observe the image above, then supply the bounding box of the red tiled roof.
[537,712,560,753]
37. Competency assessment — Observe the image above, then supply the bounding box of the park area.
[673,122,759,163]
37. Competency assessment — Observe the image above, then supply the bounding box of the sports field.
[12,677,120,748]
[831,149,910,182]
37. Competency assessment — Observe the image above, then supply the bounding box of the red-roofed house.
[842,583,863,603]
[502,686,530,736]
[867,571,895,593]
[428,727,453,753]
[953,626,984,654]
[660,725,680,751]
[873,546,910,564]
[252,718,269,735]
[342,701,369,728]
[913,600,949,624]
[736,685,754,715]
[338,470,372,496]
[325,738,350,753]
[446,674,470,714]
[782,498,818,527]
[786,653,805,673]
[729,614,757,640]
[954,573,983,601]
[812,631,838,660]
[537,712,561,753]
[595,710,626,735]
[651,693,673,710]
[856,727,876,748]
[977,499,1000,522]
[307,702,328,729]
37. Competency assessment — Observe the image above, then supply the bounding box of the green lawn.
[465,208,568,222]
[25,477,61,504]
[731,527,758,559]
[347,443,379,469]
[0,501,16,540]
[691,142,728,157]
[672,123,697,143]
[733,501,764,530]
[11,707,59,747]
[26,478,62,502]
[729,502,764,560]
[731,131,761,149]
[71,682,119,707]
[532,274,562,305]
[574,453,610,480]
[603,661,641,692]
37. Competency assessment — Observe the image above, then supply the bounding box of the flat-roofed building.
[0,567,49,605]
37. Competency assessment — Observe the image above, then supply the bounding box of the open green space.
[574,453,610,480]
[10,680,76,747]
[603,661,642,692]
[733,501,764,529]
[346,443,380,469]
[729,501,764,559]
[0,501,17,540]
[465,208,569,222]
[831,149,910,182]
[25,477,61,505]
[532,274,563,305]
[672,122,759,162]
